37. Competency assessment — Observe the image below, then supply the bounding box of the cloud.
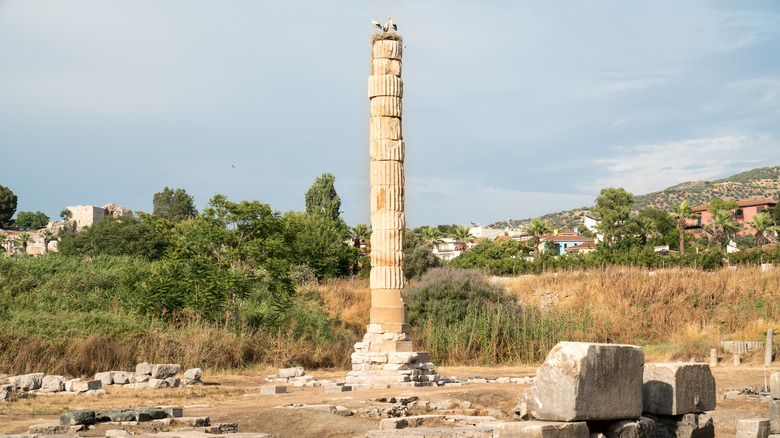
[404,177,594,226]
[588,135,780,194]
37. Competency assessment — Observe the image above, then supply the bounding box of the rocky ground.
[0,364,773,437]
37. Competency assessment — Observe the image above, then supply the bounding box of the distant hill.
[489,166,780,231]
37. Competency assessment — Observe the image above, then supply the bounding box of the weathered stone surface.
[598,417,655,438]
[9,373,44,391]
[771,373,780,399]
[136,362,152,375]
[106,429,131,437]
[279,367,305,378]
[183,368,202,380]
[60,410,96,425]
[644,413,714,438]
[28,422,70,434]
[85,388,107,396]
[94,371,114,386]
[135,373,151,383]
[112,371,134,385]
[40,375,65,392]
[147,378,167,389]
[495,421,590,438]
[517,342,644,421]
[261,385,287,395]
[151,363,180,379]
[136,406,170,419]
[642,363,716,415]
[737,419,770,438]
[164,376,181,388]
[168,416,210,427]
[71,379,102,393]
[366,427,494,437]
[772,400,780,434]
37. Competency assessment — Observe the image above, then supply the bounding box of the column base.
[349,326,440,389]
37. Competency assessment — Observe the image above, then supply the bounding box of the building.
[690,198,777,238]
[540,233,597,256]
[432,238,461,261]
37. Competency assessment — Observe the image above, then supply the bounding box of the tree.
[747,212,779,247]
[591,187,634,245]
[351,222,371,247]
[706,198,739,215]
[16,232,33,254]
[15,211,50,227]
[284,210,354,279]
[58,216,168,259]
[404,246,441,280]
[41,229,54,254]
[0,232,6,255]
[706,210,740,252]
[526,218,552,260]
[305,173,342,222]
[152,187,198,222]
[671,201,697,255]
[450,225,473,251]
[627,215,658,246]
[0,185,18,227]
[60,209,72,220]
[419,226,444,249]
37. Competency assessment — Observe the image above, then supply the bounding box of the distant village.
[2,198,777,260]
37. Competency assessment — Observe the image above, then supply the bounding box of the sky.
[1,1,780,228]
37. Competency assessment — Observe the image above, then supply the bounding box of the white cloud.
[589,135,780,194]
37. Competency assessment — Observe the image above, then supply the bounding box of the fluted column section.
[368,33,410,341]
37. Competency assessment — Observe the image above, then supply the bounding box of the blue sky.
[1,1,779,227]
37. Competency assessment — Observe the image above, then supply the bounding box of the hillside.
[490,166,780,230]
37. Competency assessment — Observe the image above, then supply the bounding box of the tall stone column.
[347,30,439,389]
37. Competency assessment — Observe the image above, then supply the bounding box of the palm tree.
[420,226,444,249]
[672,200,697,255]
[706,210,740,252]
[526,218,552,260]
[451,225,473,251]
[350,222,370,247]
[16,232,33,255]
[42,229,55,254]
[747,212,779,248]
[629,216,659,246]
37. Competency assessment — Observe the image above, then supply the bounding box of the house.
[690,198,777,238]
[565,241,597,254]
[540,233,597,256]
[432,238,461,261]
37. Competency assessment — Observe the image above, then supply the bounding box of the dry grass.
[312,277,371,331]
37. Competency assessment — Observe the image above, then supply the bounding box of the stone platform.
[347,325,440,388]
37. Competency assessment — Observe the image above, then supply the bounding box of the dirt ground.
[0,363,774,437]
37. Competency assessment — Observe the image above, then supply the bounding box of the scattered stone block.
[112,371,134,384]
[261,385,287,395]
[70,379,102,393]
[516,342,644,421]
[737,419,770,438]
[601,417,656,438]
[85,388,107,396]
[771,401,780,434]
[643,413,714,438]
[183,368,202,380]
[29,423,70,434]
[147,378,168,389]
[60,410,96,425]
[135,373,151,383]
[168,416,210,427]
[151,363,180,379]
[95,371,114,386]
[136,362,153,375]
[206,423,239,434]
[770,373,780,399]
[1,383,16,401]
[183,378,204,386]
[164,376,181,388]
[40,375,65,392]
[494,420,589,438]
[325,384,352,393]
[162,407,183,418]
[279,367,305,378]
[642,363,716,415]
[9,373,45,391]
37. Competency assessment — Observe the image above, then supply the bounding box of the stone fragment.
[325,385,352,393]
[147,378,167,389]
[40,375,65,392]
[28,422,70,434]
[60,410,96,425]
[494,421,589,438]
[770,373,780,399]
[164,376,181,388]
[516,342,644,421]
[94,371,114,386]
[151,363,180,379]
[772,401,780,434]
[1,383,16,401]
[600,417,655,438]
[71,379,102,393]
[206,423,239,434]
[644,413,714,438]
[135,373,151,383]
[168,416,210,427]
[737,419,770,438]
[85,388,107,396]
[642,363,716,415]
[136,362,152,375]
[112,371,134,385]
[278,367,305,378]
[261,385,287,395]
[183,378,204,386]
[9,373,45,391]
[161,407,183,418]
[183,368,202,380]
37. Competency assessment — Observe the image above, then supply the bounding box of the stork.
[387,16,397,31]
[371,19,382,31]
